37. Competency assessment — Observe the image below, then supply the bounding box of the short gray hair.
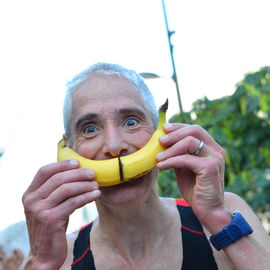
[63,62,158,144]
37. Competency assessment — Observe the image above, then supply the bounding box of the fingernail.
[69,160,79,167]
[91,181,99,189]
[156,152,164,160]
[85,169,95,178]
[157,161,165,168]
[92,190,101,197]
[164,123,173,130]
[160,135,169,142]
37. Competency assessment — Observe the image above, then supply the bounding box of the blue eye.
[125,118,138,127]
[83,125,97,134]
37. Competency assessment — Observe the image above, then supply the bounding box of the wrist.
[201,207,233,235]
[209,211,253,251]
[200,208,232,234]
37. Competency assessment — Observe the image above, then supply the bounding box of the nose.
[102,124,128,158]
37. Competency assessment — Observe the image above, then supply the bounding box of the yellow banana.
[57,99,168,186]
[57,139,121,186]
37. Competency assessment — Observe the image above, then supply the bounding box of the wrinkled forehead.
[69,74,152,125]
[72,73,145,107]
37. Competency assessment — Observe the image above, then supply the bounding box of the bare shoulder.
[224,191,253,210]
[224,191,261,220]
[160,197,179,211]
[224,191,264,229]
[60,230,80,270]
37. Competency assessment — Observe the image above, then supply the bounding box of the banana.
[57,99,168,186]
[57,139,121,186]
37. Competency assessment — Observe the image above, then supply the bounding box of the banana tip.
[159,98,168,112]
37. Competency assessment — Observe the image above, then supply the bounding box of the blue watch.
[209,211,253,251]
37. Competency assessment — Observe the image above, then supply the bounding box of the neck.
[93,190,172,262]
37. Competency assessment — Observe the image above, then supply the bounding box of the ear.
[63,134,71,147]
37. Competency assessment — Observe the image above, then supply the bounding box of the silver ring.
[193,140,204,156]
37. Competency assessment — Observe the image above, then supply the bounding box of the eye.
[124,118,139,128]
[83,125,97,134]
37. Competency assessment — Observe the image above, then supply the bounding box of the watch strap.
[209,211,253,251]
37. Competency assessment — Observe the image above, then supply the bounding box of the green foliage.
[157,66,270,212]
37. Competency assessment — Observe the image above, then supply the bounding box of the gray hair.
[63,62,158,144]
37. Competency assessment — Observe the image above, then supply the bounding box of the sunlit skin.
[65,74,159,206]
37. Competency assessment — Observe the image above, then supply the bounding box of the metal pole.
[161,0,183,113]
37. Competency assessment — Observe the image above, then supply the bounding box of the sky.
[0,0,270,233]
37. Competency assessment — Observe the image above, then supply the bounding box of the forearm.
[223,235,270,270]
[203,206,270,270]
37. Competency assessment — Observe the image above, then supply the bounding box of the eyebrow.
[117,107,146,119]
[75,113,99,132]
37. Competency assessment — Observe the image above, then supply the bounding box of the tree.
[158,66,270,213]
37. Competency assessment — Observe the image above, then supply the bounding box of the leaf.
[240,97,247,115]
[259,94,269,112]
[157,66,270,212]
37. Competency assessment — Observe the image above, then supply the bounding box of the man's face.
[68,74,155,161]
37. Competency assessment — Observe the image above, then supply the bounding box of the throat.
[93,197,173,261]
[90,198,182,269]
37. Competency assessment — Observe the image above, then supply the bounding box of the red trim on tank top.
[80,222,92,231]
[71,246,90,267]
[175,198,189,207]
[182,225,206,237]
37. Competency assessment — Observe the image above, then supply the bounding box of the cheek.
[130,130,153,149]
[75,140,100,159]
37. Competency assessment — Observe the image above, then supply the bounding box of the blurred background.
[0,0,270,267]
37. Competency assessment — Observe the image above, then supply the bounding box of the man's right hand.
[22,160,100,269]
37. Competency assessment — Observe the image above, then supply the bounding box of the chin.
[98,169,158,205]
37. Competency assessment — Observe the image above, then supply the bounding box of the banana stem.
[159,98,168,113]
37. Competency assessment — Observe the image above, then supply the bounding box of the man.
[21,63,270,269]
[0,247,24,270]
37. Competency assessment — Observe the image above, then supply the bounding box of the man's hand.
[22,160,100,269]
[156,123,226,225]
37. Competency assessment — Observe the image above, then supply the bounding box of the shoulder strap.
[71,222,96,270]
[176,199,218,270]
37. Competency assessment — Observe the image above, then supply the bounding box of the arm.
[220,192,270,270]
[157,123,270,270]
[59,231,79,270]
[21,160,100,270]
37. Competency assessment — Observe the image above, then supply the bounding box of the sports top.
[71,198,218,270]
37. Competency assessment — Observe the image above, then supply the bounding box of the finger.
[46,181,100,208]
[157,153,224,179]
[160,124,215,146]
[36,168,95,199]
[25,160,80,194]
[163,123,189,132]
[156,136,211,161]
[159,124,225,156]
[43,190,101,222]
[157,154,203,172]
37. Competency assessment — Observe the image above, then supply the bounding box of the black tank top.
[71,198,218,270]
